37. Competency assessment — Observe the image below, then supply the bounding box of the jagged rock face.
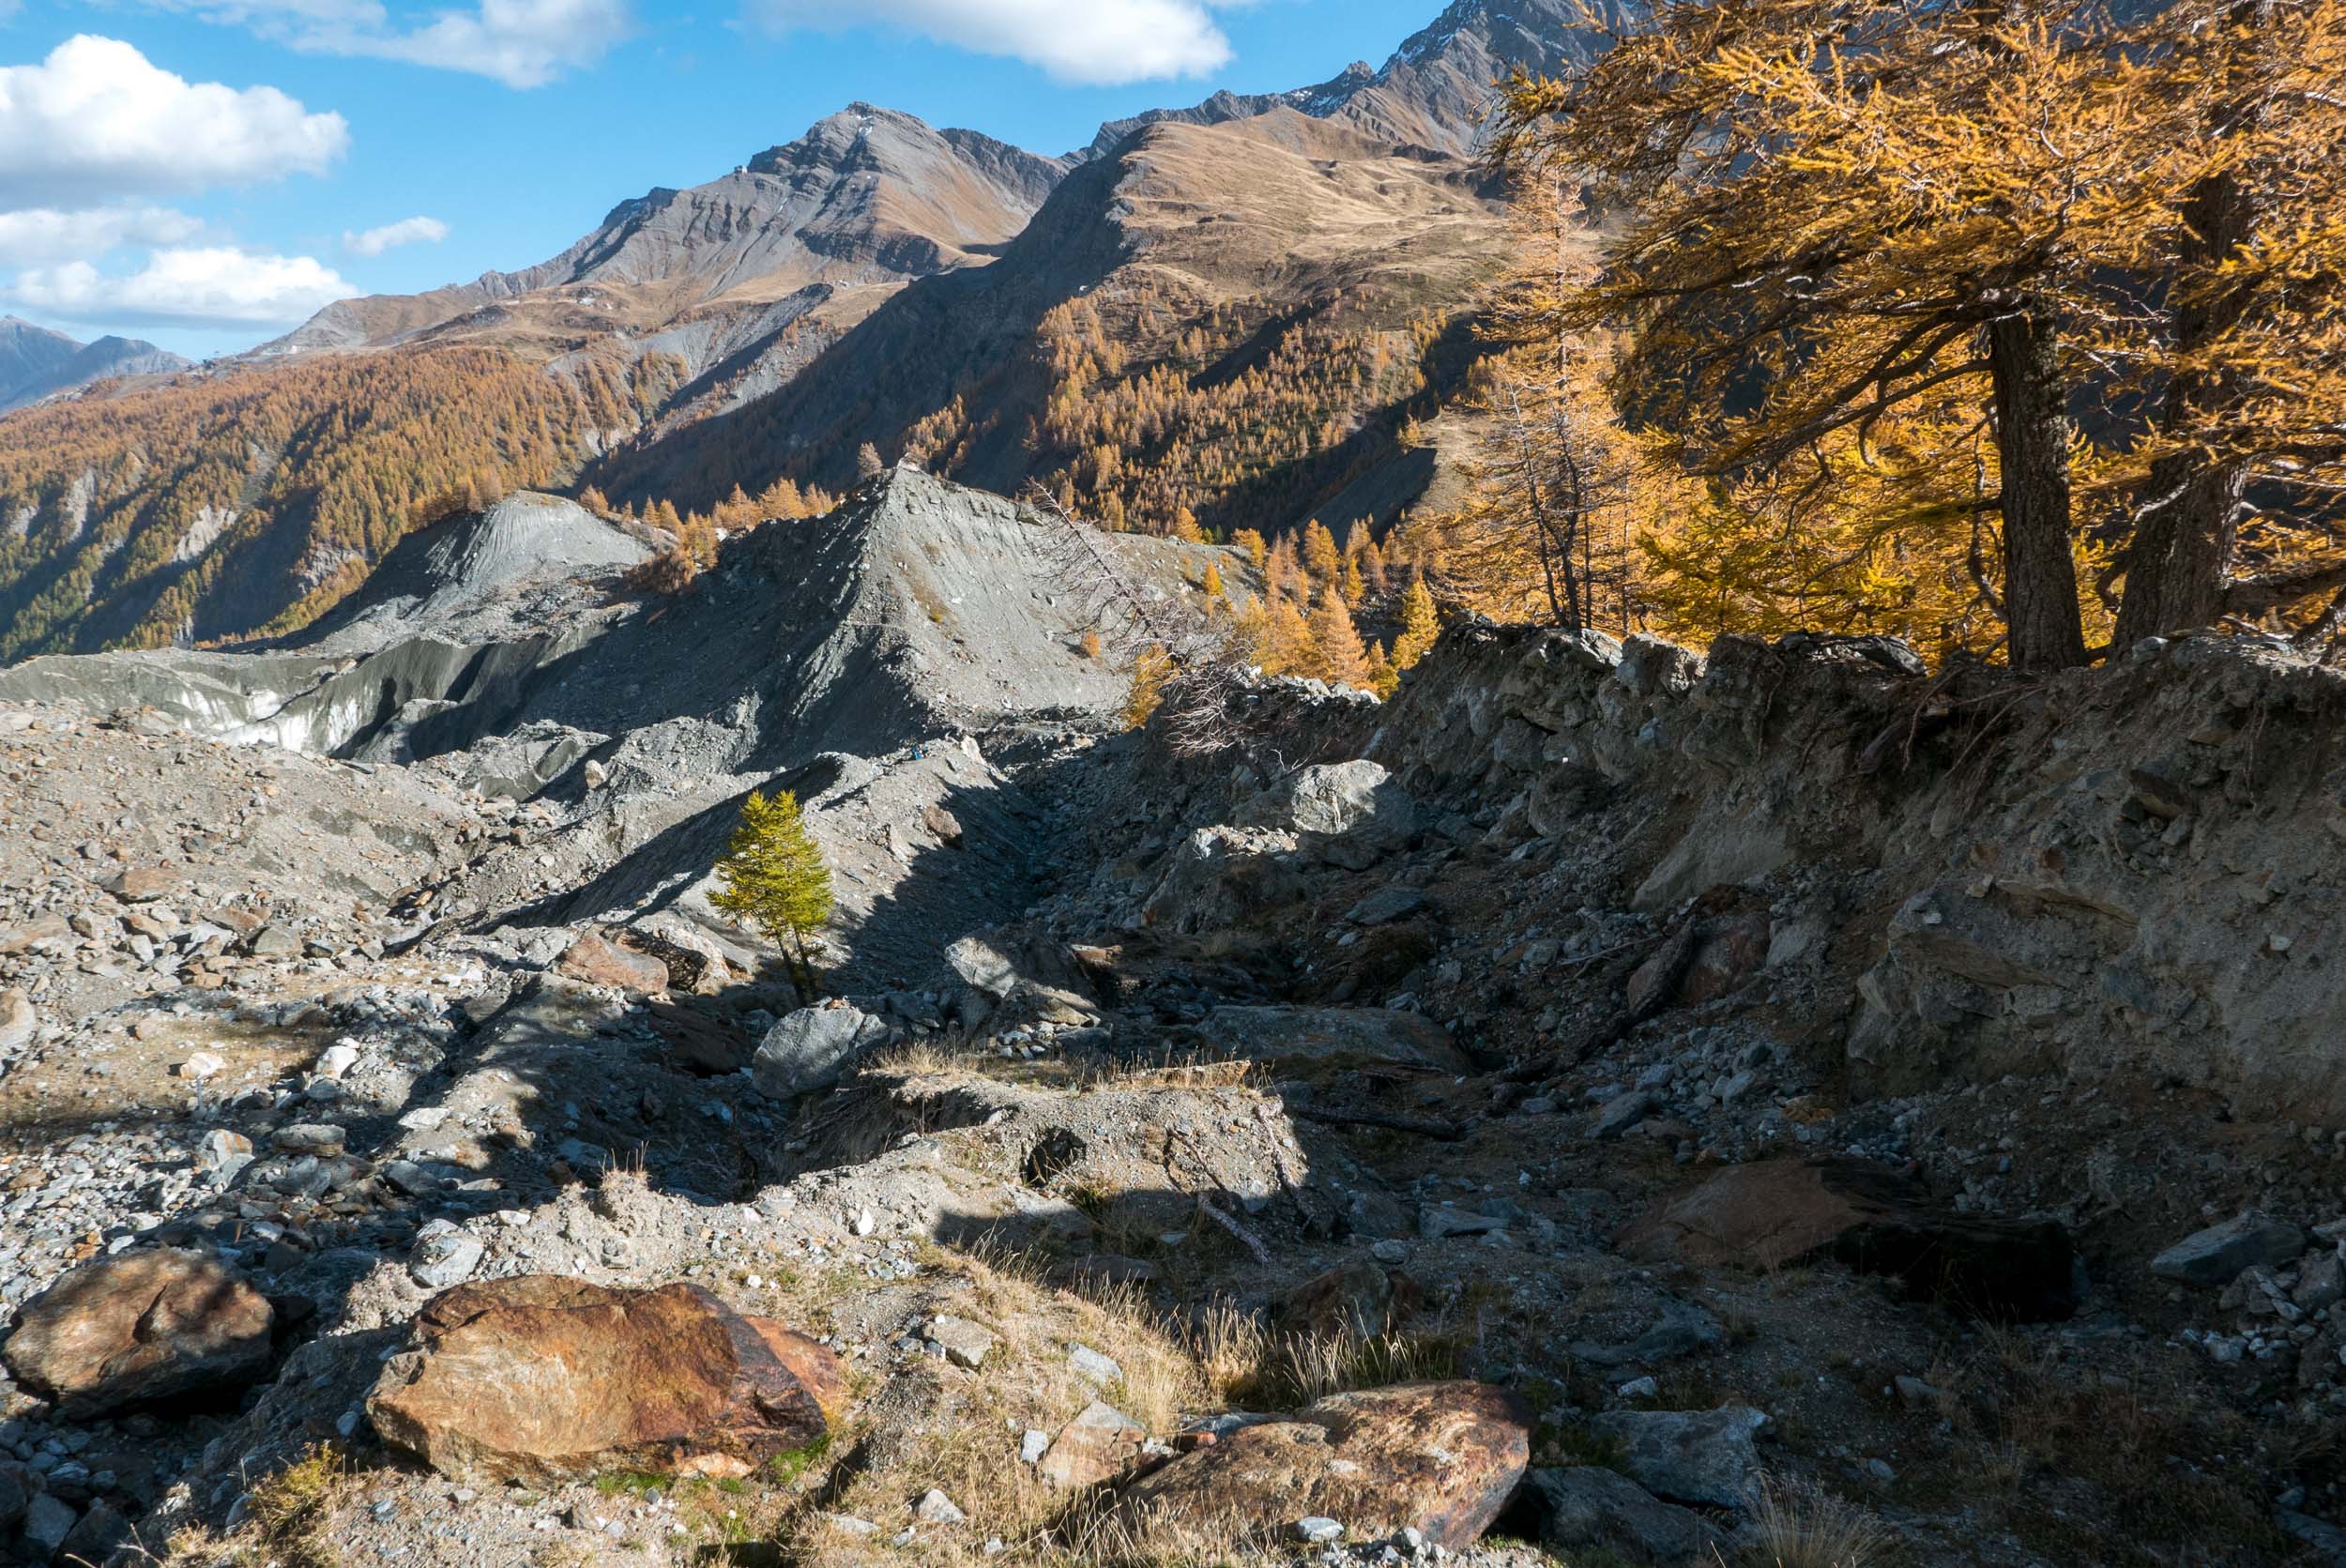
[1360,621,2346,1121]
[1081,0,1629,160]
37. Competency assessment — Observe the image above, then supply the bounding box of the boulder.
[2150,1211,2308,1287]
[1038,1400,1148,1489]
[1526,1465,1727,1564]
[1115,1381,1530,1551]
[1277,760,1418,870]
[1589,1407,1769,1510]
[557,932,670,994]
[18,1491,75,1562]
[751,1003,892,1099]
[0,1461,36,1528]
[367,1277,845,1484]
[1619,1156,2079,1321]
[1,1249,275,1417]
[1142,825,1310,940]
[1346,887,1429,926]
[1274,1259,1411,1340]
[0,987,33,1054]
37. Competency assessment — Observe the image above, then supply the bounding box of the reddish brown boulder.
[1,1249,275,1416]
[101,865,177,904]
[1116,1382,1530,1550]
[556,932,671,995]
[1273,1259,1419,1340]
[1619,1156,2077,1321]
[1037,1400,1149,1489]
[367,1278,846,1483]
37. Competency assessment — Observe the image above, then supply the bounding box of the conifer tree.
[1394,577,1440,670]
[1233,528,1269,571]
[1489,0,2235,668]
[710,789,833,986]
[1307,591,1371,689]
[856,443,886,480]
[1121,644,1173,728]
[1302,519,1342,585]
[1201,560,1225,597]
[1267,595,1317,677]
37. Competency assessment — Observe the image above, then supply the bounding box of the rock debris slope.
[6,494,2346,1566]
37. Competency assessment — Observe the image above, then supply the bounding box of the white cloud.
[9,247,355,327]
[145,0,632,88]
[343,215,449,255]
[748,0,1234,84]
[0,206,205,266]
[0,37,348,209]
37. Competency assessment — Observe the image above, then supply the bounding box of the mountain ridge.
[0,317,190,414]
[0,0,1584,660]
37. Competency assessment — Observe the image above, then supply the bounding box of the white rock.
[1068,1344,1122,1385]
[175,1051,225,1080]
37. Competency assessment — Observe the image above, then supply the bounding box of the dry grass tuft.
[1054,1493,1275,1566]
[1181,1296,1465,1409]
[239,1446,350,1568]
[1739,1474,1898,1568]
[769,1247,1212,1566]
[1189,1297,1272,1404]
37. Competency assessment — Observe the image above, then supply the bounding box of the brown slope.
[584,110,1508,539]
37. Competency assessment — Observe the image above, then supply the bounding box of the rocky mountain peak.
[0,317,190,414]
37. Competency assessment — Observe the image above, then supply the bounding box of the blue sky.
[0,0,1441,358]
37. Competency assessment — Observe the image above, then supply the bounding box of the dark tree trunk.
[1988,308,2088,671]
[2114,167,2257,645]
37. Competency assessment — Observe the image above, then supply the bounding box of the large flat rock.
[367,1278,845,1483]
[1116,1381,1529,1550]
[1,1249,275,1417]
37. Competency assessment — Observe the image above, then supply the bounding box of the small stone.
[20,1492,77,1559]
[1069,1344,1122,1385]
[1020,1429,1050,1464]
[926,1315,998,1370]
[315,1043,361,1078]
[197,1130,253,1175]
[1617,1377,1657,1400]
[1419,1205,1506,1241]
[2151,1211,2308,1287]
[409,1226,485,1290]
[1346,888,1428,926]
[1893,1376,1946,1412]
[1295,1516,1346,1544]
[1592,1090,1657,1140]
[915,1489,966,1525]
[175,1052,225,1080]
[272,1123,346,1157]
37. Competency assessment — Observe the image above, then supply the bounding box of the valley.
[2,0,2343,1563]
